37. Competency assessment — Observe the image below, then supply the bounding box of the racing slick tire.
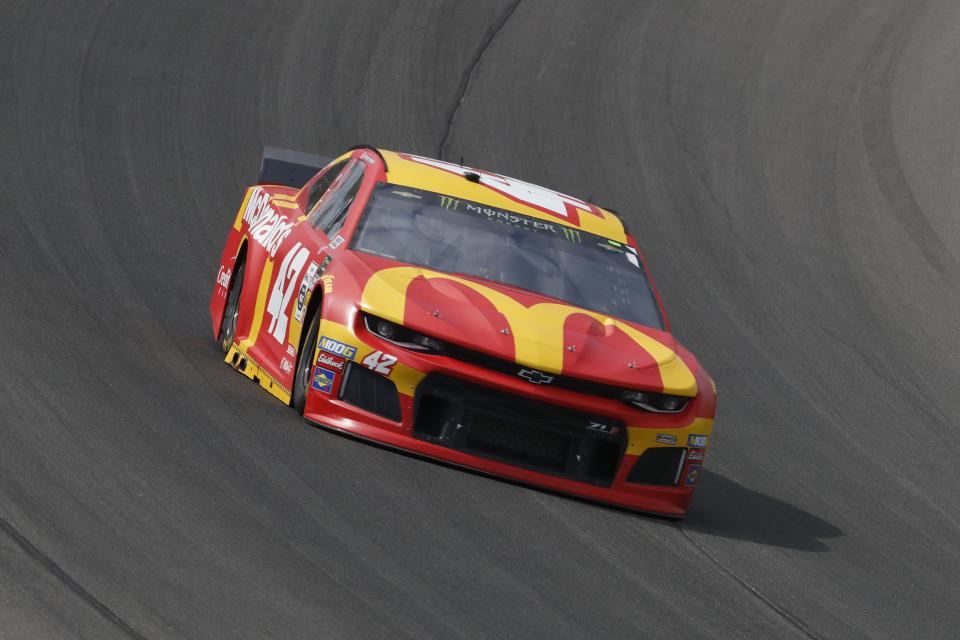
[293,308,321,414]
[217,261,245,354]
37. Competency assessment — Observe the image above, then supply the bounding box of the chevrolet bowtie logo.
[517,368,555,385]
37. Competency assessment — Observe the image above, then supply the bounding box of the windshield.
[350,183,665,329]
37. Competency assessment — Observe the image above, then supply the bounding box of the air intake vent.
[339,362,402,422]
[626,447,687,486]
[412,375,626,486]
[466,413,571,473]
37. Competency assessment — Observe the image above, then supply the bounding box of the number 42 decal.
[266,242,310,343]
[362,351,397,375]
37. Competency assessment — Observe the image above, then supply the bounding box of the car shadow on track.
[292,417,843,552]
[679,470,844,552]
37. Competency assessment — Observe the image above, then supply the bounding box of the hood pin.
[566,345,576,352]
[500,328,510,335]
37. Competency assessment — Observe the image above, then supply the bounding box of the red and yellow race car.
[210,146,716,517]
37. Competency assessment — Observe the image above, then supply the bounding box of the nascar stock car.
[209,145,716,516]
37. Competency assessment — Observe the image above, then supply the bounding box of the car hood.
[358,264,697,396]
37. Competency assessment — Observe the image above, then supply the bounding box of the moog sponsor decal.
[687,434,709,448]
[319,336,357,359]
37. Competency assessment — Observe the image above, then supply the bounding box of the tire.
[292,308,321,414]
[218,262,245,354]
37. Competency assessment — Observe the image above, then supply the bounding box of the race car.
[210,145,716,517]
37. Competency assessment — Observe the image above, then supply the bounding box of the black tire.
[217,262,245,354]
[292,308,321,414]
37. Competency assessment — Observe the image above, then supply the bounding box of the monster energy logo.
[560,226,582,243]
[439,196,460,210]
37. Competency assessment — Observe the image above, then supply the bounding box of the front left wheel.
[293,308,321,414]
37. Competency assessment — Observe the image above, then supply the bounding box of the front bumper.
[303,317,713,517]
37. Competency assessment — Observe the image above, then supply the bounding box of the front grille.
[466,413,571,472]
[443,342,624,399]
[413,374,626,486]
[339,362,402,422]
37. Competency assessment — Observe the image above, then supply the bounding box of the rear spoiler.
[258,146,334,189]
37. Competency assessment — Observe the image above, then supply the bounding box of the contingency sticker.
[294,262,321,323]
[687,434,709,448]
[319,336,357,359]
[316,351,346,372]
[311,366,337,394]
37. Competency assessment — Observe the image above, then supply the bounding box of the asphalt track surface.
[2,1,959,638]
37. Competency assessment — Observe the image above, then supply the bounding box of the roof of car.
[379,149,628,242]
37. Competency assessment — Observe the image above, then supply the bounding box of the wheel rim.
[293,312,321,412]
[298,344,312,397]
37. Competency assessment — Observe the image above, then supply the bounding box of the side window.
[306,160,348,212]
[308,159,367,236]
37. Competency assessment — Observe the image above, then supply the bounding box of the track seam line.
[438,0,523,160]
[677,525,821,640]
[0,515,148,640]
